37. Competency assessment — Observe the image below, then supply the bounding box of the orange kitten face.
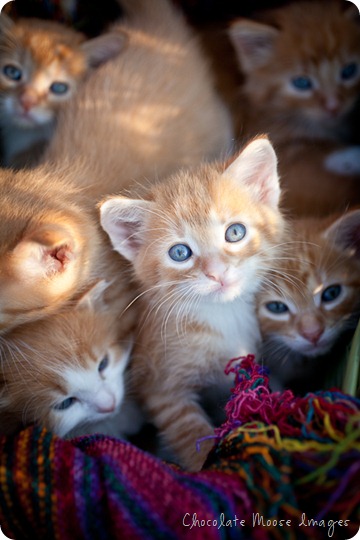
[0,17,88,127]
[100,138,285,307]
[0,15,125,128]
[257,211,360,358]
[0,282,133,437]
[230,1,360,138]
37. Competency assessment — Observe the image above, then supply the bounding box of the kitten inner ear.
[228,19,279,72]
[81,32,127,68]
[323,209,360,258]
[11,224,76,280]
[100,197,152,262]
[224,137,280,208]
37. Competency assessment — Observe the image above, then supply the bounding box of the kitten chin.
[100,136,286,470]
[257,210,360,393]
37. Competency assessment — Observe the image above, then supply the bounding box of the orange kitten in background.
[228,0,360,145]
[0,14,125,168]
[257,210,360,393]
[0,0,232,334]
[100,137,285,471]
[0,280,142,438]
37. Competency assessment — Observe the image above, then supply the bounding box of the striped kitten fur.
[229,0,360,144]
[0,0,232,334]
[0,14,125,167]
[257,209,360,393]
[0,280,141,438]
[100,137,286,470]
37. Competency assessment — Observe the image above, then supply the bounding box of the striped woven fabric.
[0,357,359,540]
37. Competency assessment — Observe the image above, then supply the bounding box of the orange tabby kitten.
[0,0,232,333]
[0,165,105,333]
[257,209,360,393]
[0,14,125,168]
[100,137,285,471]
[0,280,141,437]
[228,0,360,144]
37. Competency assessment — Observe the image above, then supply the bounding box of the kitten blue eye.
[53,397,76,411]
[321,284,342,303]
[225,223,246,243]
[265,301,289,314]
[3,64,22,81]
[341,63,357,81]
[50,81,69,95]
[291,76,313,90]
[168,244,192,262]
[98,356,109,372]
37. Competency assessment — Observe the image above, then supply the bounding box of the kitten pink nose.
[323,96,340,116]
[204,260,228,286]
[20,92,39,112]
[299,314,324,344]
[301,328,324,345]
[205,272,224,285]
[94,391,116,413]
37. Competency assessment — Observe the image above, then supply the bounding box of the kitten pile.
[0,0,358,472]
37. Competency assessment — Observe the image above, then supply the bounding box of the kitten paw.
[324,146,360,176]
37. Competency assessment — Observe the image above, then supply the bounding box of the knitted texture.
[0,357,359,540]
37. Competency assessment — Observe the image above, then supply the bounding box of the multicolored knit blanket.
[0,357,359,540]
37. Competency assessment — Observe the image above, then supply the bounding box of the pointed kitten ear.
[228,19,279,72]
[224,137,280,208]
[76,280,112,311]
[81,32,127,68]
[11,224,76,281]
[323,209,360,258]
[100,197,152,262]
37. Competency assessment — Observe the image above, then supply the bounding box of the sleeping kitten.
[256,210,360,393]
[0,280,142,438]
[0,0,232,333]
[0,14,125,168]
[228,0,360,144]
[100,137,285,471]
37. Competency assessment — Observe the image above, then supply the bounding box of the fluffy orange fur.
[0,0,232,334]
[100,137,285,470]
[0,278,137,437]
[0,15,125,167]
[257,209,360,392]
[229,0,360,144]
[0,166,103,333]
[226,0,360,217]
[44,0,233,195]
